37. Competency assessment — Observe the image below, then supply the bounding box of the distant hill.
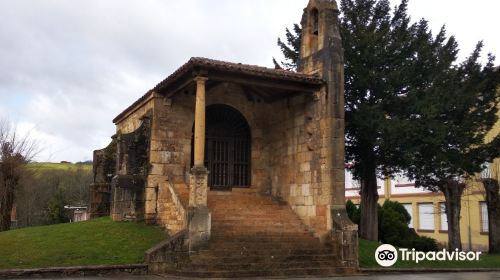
[28,162,92,172]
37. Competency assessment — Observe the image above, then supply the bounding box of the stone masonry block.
[300,162,310,172]
[290,184,297,196]
[294,196,305,205]
[305,195,314,206]
[302,184,311,196]
[307,205,317,217]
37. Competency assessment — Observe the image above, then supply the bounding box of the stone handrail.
[167,182,187,230]
[330,207,359,270]
[144,229,188,273]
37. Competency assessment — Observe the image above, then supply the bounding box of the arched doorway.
[203,104,251,190]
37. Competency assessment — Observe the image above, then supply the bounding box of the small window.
[480,202,488,233]
[418,203,435,231]
[311,9,319,35]
[439,203,448,231]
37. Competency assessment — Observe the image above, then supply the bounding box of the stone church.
[90,0,358,277]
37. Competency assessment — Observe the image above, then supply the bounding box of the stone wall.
[89,140,116,218]
[112,92,193,230]
[112,108,152,222]
[116,97,156,134]
[145,92,194,228]
[0,264,148,278]
[144,230,189,274]
[266,92,332,236]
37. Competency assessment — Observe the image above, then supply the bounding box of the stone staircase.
[161,189,356,278]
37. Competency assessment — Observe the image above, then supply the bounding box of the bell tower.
[298,0,345,207]
[298,1,357,265]
[297,0,343,77]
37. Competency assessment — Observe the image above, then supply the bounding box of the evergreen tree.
[340,0,421,241]
[273,24,301,70]
[275,0,499,246]
[403,43,500,250]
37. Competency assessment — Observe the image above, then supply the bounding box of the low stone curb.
[360,267,500,274]
[0,264,148,279]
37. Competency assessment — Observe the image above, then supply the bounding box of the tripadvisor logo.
[375,244,398,267]
[375,244,482,267]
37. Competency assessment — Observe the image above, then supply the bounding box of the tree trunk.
[359,164,379,241]
[440,181,465,251]
[483,178,500,254]
[0,179,15,231]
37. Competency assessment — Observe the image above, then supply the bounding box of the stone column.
[193,76,208,168]
[188,76,211,251]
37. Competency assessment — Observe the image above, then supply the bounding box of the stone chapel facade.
[90,0,358,275]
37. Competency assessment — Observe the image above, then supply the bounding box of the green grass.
[359,239,500,268]
[28,162,92,172]
[0,217,166,269]
[2,220,498,269]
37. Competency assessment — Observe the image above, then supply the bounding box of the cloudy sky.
[1,0,498,163]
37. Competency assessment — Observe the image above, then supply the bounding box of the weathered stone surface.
[111,175,145,221]
[188,167,209,208]
[89,140,116,218]
[187,206,211,251]
[0,264,148,278]
[144,230,189,273]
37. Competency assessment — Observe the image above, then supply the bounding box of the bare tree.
[0,120,37,231]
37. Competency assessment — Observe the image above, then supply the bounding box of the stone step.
[212,214,302,220]
[183,260,343,271]
[158,188,352,278]
[212,215,302,221]
[210,231,314,238]
[194,247,335,257]
[211,225,309,230]
[212,212,300,217]
[212,218,303,223]
[209,235,317,243]
[189,254,340,264]
[167,267,356,278]
[201,239,326,250]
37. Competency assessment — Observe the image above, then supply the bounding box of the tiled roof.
[113,57,323,123]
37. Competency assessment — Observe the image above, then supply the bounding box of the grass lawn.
[0,217,166,269]
[359,239,500,268]
[1,220,498,270]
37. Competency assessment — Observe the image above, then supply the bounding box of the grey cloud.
[0,0,497,162]
[0,0,304,162]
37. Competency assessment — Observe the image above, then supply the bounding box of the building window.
[418,203,435,231]
[439,203,448,232]
[480,201,489,233]
[402,203,413,228]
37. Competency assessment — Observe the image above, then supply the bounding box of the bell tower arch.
[298,0,343,77]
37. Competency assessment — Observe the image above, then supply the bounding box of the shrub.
[347,199,438,252]
[346,200,360,224]
[411,236,439,252]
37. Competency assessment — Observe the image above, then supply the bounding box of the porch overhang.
[113,57,325,124]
